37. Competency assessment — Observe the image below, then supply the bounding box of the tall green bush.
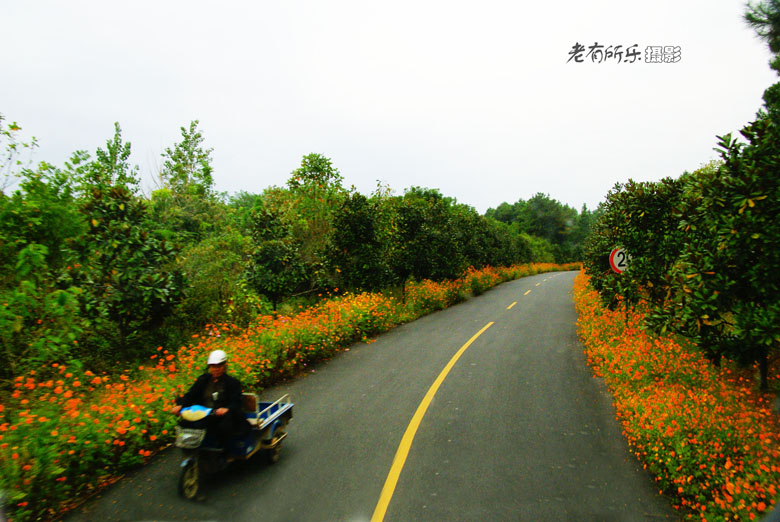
[583,178,683,309]
[73,124,184,360]
[583,112,780,389]
[663,118,780,387]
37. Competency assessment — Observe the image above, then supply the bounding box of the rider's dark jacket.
[177,372,248,434]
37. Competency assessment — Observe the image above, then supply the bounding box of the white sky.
[2,1,777,213]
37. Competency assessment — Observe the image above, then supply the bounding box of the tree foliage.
[583,178,684,308]
[0,163,86,376]
[486,193,592,263]
[328,192,390,291]
[0,121,581,378]
[745,0,780,73]
[1,114,38,192]
[584,116,780,389]
[159,120,214,197]
[246,196,306,310]
[149,120,220,242]
[74,124,184,359]
[580,4,780,390]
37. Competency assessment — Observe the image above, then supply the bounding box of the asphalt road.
[63,271,679,521]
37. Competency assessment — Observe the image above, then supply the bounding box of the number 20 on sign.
[609,248,629,274]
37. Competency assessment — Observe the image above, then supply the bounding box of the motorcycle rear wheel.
[178,459,200,500]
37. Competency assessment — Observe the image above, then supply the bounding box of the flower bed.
[574,270,780,520]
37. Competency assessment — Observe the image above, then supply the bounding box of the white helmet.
[207,350,227,365]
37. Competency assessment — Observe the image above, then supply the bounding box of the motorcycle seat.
[242,393,260,426]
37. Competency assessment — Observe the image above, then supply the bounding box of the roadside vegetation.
[575,272,780,520]
[582,1,780,393]
[0,115,591,381]
[0,93,587,519]
[0,262,577,521]
[578,2,780,519]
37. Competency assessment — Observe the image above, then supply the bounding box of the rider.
[172,350,251,446]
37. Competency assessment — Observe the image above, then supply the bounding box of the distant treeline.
[485,196,599,264]
[0,118,591,378]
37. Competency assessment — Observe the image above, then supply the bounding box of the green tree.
[485,200,524,224]
[149,120,220,242]
[173,228,257,331]
[276,153,348,290]
[0,161,86,376]
[583,178,684,309]
[246,197,306,310]
[486,195,586,263]
[1,114,38,191]
[287,152,344,190]
[451,204,492,268]
[0,244,85,377]
[745,0,780,73]
[328,192,390,291]
[483,218,533,266]
[667,122,780,389]
[568,204,596,262]
[388,188,465,291]
[519,193,576,247]
[75,124,184,359]
[523,233,556,263]
[159,120,214,196]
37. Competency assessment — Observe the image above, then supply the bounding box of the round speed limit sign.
[609,248,629,274]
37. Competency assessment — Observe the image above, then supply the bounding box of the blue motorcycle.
[175,393,293,499]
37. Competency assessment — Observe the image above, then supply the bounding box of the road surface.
[64,271,678,521]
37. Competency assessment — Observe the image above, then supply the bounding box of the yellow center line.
[535,282,541,287]
[371,321,495,522]
[506,301,516,310]
[524,290,531,296]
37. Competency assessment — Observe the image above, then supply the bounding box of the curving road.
[64,271,679,521]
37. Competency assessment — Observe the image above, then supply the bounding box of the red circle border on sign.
[609,248,625,274]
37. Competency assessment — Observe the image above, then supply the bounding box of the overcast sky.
[2,1,777,214]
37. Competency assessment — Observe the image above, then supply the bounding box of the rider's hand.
[172,405,182,416]
[215,408,228,416]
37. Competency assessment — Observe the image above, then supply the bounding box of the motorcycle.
[175,393,293,499]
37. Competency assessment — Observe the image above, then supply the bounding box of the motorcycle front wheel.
[178,459,200,500]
